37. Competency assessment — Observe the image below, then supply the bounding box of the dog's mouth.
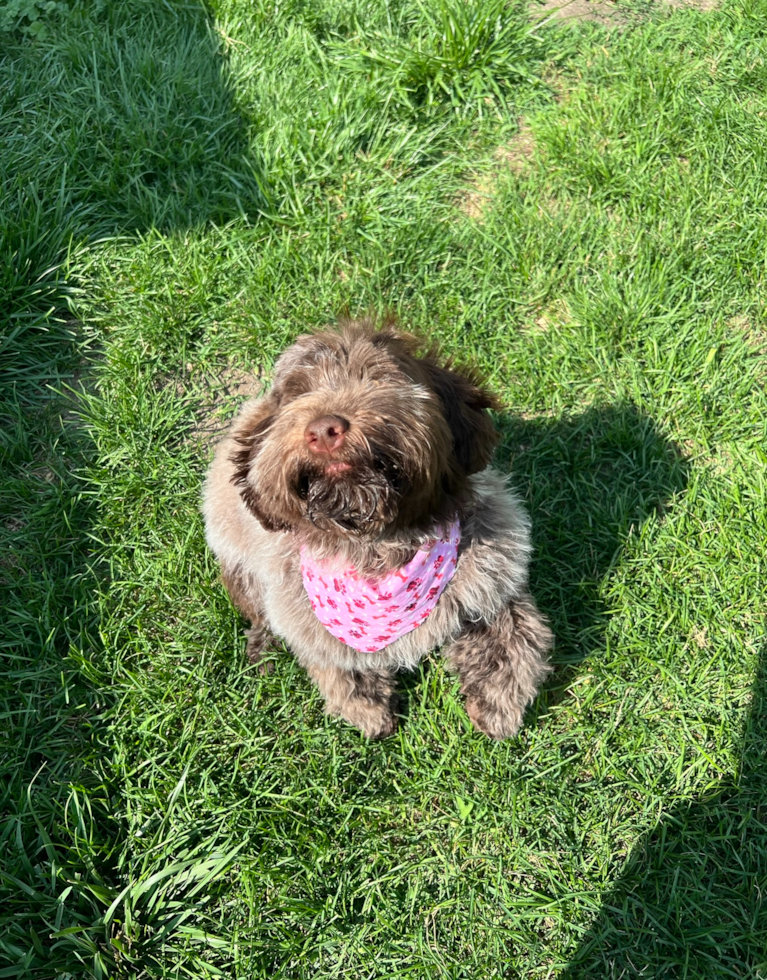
[324,460,352,475]
[293,464,352,501]
[292,450,406,534]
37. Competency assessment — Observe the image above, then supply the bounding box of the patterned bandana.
[300,521,461,652]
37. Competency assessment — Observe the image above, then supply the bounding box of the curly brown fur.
[203,317,552,739]
[444,595,553,740]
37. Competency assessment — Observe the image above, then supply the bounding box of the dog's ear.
[418,357,500,475]
[229,397,292,532]
[370,327,499,475]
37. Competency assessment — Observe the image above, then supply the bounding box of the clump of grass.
[342,0,548,111]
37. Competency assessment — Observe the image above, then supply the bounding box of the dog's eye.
[276,372,312,404]
[295,474,310,500]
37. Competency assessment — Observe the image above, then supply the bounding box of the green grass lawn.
[2,0,766,976]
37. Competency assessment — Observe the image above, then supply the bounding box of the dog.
[203,317,552,739]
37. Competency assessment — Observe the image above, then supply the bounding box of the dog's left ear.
[418,357,499,475]
[369,325,499,474]
[228,395,294,532]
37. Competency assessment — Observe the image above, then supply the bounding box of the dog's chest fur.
[204,431,532,673]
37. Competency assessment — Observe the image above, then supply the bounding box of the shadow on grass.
[1,0,266,393]
[494,406,767,974]
[496,407,765,977]
[560,649,767,978]
[0,2,264,976]
[499,401,689,670]
[399,402,689,724]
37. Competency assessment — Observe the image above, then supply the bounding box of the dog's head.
[230,318,498,541]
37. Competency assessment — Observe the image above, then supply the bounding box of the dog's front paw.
[336,698,397,739]
[446,597,553,740]
[308,665,398,738]
[464,692,523,741]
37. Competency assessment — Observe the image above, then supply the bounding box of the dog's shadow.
[399,401,688,715]
[501,401,688,678]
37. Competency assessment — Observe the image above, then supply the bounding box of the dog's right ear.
[229,397,291,532]
[370,326,499,475]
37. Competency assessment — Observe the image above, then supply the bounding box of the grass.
[1,0,766,976]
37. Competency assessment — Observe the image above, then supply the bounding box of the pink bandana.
[301,522,461,652]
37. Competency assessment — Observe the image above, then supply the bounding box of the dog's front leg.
[444,595,553,740]
[306,663,397,739]
[220,561,274,673]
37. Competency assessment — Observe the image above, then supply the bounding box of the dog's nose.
[304,415,349,454]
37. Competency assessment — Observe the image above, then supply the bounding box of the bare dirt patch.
[533,0,719,24]
[533,0,626,24]
[494,119,537,174]
[458,119,537,220]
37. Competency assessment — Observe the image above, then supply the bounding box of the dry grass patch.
[664,0,720,10]
[728,313,766,353]
[524,298,573,334]
[458,118,538,219]
[533,0,720,24]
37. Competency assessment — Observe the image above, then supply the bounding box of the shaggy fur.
[203,317,552,738]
